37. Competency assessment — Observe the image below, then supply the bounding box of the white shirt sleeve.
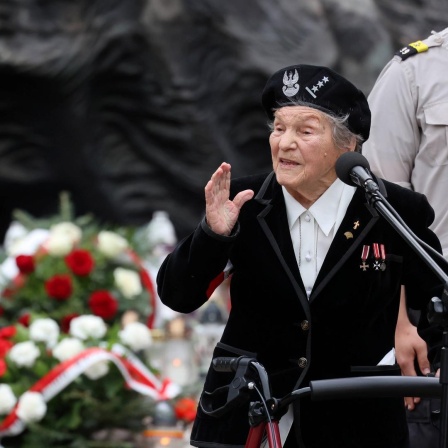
[363,59,420,190]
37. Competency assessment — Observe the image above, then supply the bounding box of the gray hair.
[268,101,364,153]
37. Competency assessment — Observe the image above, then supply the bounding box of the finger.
[214,163,231,190]
[405,396,415,410]
[207,165,230,201]
[416,351,431,376]
[220,161,231,172]
[210,167,225,193]
[205,180,219,205]
[233,190,255,210]
[223,163,231,193]
[401,366,419,410]
[399,363,417,377]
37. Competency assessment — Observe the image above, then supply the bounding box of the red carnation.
[0,326,17,339]
[88,290,118,320]
[174,397,197,422]
[18,313,30,327]
[0,339,13,358]
[60,313,79,333]
[15,254,35,274]
[0,358,6,377]
[45,274,73,300]
[65,249,94,276]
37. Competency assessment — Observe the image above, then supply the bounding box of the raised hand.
[205,162,254,236]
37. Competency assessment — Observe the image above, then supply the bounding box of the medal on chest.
[360,245,370,271]
[372,243,387,271]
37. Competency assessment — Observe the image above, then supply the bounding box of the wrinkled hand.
[205,162,254,236]
[395,319,430,410]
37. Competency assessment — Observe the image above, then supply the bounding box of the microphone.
[335,152,379,193]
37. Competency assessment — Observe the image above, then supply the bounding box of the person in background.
[363,26,448,448]
[157,63,444,448]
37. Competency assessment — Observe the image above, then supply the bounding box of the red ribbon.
[361,245,370,261]
[126,249,157,329]
[0,345,177,437]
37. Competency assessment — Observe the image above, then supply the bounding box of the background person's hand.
[205,162,254,236]
[395,311,431,410]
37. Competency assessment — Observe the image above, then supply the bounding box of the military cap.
[261,64,371,142]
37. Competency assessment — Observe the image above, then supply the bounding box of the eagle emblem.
[282,69,299,97]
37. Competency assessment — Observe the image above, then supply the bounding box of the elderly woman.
[157,64,442,448]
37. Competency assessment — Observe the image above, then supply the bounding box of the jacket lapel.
[254,174,311,316]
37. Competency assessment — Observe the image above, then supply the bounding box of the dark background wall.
[0,0,447,242]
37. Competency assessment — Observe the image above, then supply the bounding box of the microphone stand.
[363,185,448,448]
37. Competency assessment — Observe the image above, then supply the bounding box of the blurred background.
[0,1,448,445]
[1,0,447,243]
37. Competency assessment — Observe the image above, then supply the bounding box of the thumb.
[417,353,431,376]
[233,189,254,210]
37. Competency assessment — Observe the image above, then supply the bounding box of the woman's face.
[270,106,352,203]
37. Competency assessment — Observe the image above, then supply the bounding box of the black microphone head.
[335,152,370,186]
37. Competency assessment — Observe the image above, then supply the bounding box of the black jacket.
[157,172,443,448]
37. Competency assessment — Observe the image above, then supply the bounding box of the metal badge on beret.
[261,64,371,142]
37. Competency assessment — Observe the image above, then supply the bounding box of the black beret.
[261,64,371,142]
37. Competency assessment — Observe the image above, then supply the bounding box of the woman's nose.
[278,130,297,151]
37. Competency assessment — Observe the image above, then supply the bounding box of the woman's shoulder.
[382,179,426,201]
[381,178,434,222]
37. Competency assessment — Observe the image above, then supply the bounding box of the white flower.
[8,341,40,368]
[45,222,82,256]
[16,392,47,423]
[3,221,28,256]
[52,338,85,362]
[29,318,60,348]
[69,315,107,340]
[119,321,152,351]
[50,222,82,244]
[7,228,49,257]
[45,233,74,256]
[84,361,110,380]
[114,268,142,299]
[0,384,17,415]
[97,231,128,258]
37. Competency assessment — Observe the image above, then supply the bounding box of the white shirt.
[276,179,355,445]
[283,179,356,298]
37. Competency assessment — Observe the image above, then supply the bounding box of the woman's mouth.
[279,158,299,166]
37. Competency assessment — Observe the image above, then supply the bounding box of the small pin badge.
[344,231,354,239]
[353,220,360,230]
[360,245,370,271]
